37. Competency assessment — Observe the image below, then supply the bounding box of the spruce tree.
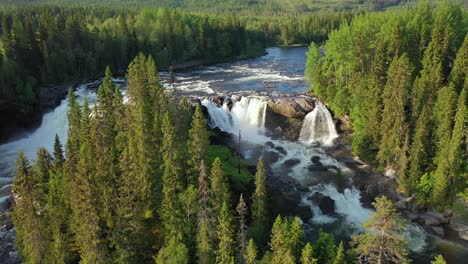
[211,157,231,216]
[160,112,185,237]
[11,151,48,264]
[301,243,317,264]
[53,134,64,167]
[32,148,52,206]
[188,103,210,186]
[377,54,412,172]
[313,230,336,264]
[432,85,458,165]
[351,196,409,264]
[216,201,235,264]
[450,35,468,92]
[269,216,295,264]
[431,254,447,264]
[333,241,345,264]
[252,157,268,227]
[236,194,248,264]
[197,160,214,264]
[245,239,258,264]
[70,99,108,263]
[407,106,431,191]
[156,237,189,264]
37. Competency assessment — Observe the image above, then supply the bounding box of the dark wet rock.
[449,219,468,233]
[423,215,443,226]
[308,194,335,215]
[267,96,315,118]
[459,230,468,241]
[212,96,223,106]
[307,163,328,172]
[310,156,321,165]
[275,146,287,155]
[295,204,313,221]
[431,226,445,237]
[284,159,301,167]
[39,85,68,111]
[265,141,275,148]
[263,151,280,163]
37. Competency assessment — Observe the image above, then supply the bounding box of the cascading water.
[299,101,338,146]
[202,95,268,142]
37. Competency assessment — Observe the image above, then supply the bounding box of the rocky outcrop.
[267,96,315,118]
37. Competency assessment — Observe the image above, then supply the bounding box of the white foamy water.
[299,101,338,146]
[0,85,97,181]
[202,95,269,142]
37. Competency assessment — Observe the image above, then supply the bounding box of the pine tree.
[197,160,214,264]
[188,103,210,186]
[377,54,412,172]
[236,194,248,264]
[245,239,258,264]
[351,196,409,264]
[156,237,189,264]
[216,201,235,264]
[11,151,48,264]
[431,254,447,264]
[211,157,231,216]
[301,243,317,264]
[333,241,346,264]
[252,157,268,227]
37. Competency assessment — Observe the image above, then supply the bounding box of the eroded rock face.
[267,96,315,118]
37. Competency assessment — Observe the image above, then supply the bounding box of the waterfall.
[0,85,97,180]
[299,101,338,146]
[202,95,268,141]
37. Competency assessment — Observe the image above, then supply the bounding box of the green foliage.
[301,243,317,264]
[156,237,189,264]
[313,230,336,264]
[216,201,235,264]
[245,239,258,264]
[207,145,252,191]
[188,103,210,185]
[351,196,409,264]
[307,0,468,206]
[431,254,447,264]
[333,241,346,264]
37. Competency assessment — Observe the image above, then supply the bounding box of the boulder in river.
[308,193,335,215]
[263,150,280,163]
[267,96,315,118]
[284,159,301,167]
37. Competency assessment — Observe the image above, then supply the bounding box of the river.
[0,47,466,263]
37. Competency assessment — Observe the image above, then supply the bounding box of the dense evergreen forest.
[306,1,467,209]
[12,54,448,264]
[0,5,351,140]
[1,0,412,13]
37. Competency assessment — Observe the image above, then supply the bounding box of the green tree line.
[305,1,467,208]
[0,5,352,133]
